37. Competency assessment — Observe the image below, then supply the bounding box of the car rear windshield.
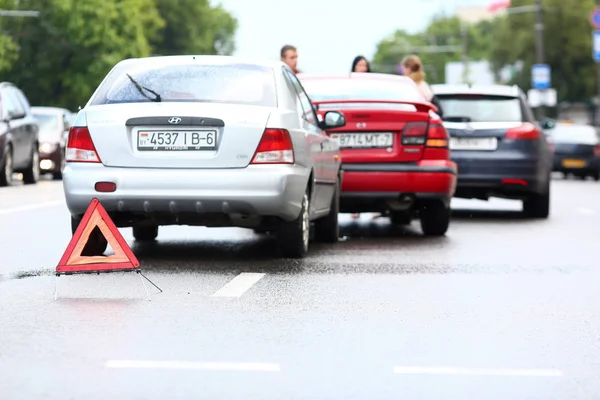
[89,63,277,107]
[300,78,425,111]
[32,113,59,130]
[551,125,600,144]
[436,95,523,122]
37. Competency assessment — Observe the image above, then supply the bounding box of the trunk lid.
[84,103,272,169]
[317,104,432,163]
[443,121,522,151]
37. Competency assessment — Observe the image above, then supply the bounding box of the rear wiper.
[126,73,161,102]
[444,116,472,122]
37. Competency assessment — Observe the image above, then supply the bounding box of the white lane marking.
[0,200,63,216]
[393,366,563,377]
[106,360,280,372]
[579,207,596,216]
[210,272,266,297]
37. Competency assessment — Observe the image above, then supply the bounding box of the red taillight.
[251,128,294,164]
[66,126,101,163]
[594,145,600,156]
[425,123,449,148]
[401,122,428,145]
[505,123,540,140]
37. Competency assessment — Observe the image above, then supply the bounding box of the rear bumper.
[62,163,310,222]
[451,155,549,198]
[552,155,600,173]
[338,160,457,212]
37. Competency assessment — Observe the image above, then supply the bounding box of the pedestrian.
[401,54,444,117]
[351,55,371,73]
[280,44,300,74]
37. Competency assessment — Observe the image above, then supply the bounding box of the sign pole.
[534,0,545,118]
[591,5,600,126]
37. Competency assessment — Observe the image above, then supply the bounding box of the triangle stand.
[54,198,162,301]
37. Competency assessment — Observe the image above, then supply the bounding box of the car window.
[11,87,30,112]
[282,68,306,120]
[551,125,600,144]
[32,112,60,131]
[436,95,523,122]
[90,63,277,107]
[300,78,424,111]
[284,69,319,126]
[2,88,23,118]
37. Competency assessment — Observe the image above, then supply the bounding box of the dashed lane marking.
[393,366,564,377]
[105,360,280,372]
[210,272,266,298]
[0,201,63,216]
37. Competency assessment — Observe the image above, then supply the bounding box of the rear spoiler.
[310,99,439,113]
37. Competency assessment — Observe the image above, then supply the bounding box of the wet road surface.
[1,175,599,399]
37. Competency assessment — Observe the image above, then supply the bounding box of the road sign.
[528,88,557,108]
[56,198,140,274]
[593,31,600,62]
[591,6,600,29]
[531,64,551,89]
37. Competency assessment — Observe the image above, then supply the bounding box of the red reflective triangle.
[56,198,140,274]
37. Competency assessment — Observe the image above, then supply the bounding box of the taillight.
[594,145,600,156]
[251,128,294,164]
[401,122,428,145]
[505,123,540,140]
[425,123,449,148]
[66,126,101,163]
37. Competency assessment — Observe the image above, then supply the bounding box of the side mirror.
[540,118,555,130]
[320,111,346,130]
[8,111,25,120]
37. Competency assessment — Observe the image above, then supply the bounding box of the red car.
[298,73,457,235]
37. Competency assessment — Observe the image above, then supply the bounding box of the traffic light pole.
[534,0,545,118]
[597,0,600,127]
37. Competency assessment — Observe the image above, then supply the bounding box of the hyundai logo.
[168,117,182,124]
[356,122,367,129]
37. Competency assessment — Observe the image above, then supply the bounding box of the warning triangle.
[56,198,140,274]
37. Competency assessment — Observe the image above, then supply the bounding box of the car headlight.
[39,143,56,153]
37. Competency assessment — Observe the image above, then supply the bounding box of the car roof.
[31,106,71,114]
[431,84,522,97]
[116,55,290,72]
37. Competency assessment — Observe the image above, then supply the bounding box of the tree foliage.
[372,0,597,103]
[0,0,238,109]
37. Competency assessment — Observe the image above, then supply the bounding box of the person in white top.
[401,54,434,101]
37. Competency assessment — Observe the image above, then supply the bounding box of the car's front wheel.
[0,145,13,187]
[419,199,451,236]
[314,180,339,243]
[71,216,108,256]
[133,224,159,241]
[22,145,40,185]
[277,191,310,258]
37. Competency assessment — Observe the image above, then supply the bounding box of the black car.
[431,84,553,218]
[0,82,40,186]
[545,122,600,180]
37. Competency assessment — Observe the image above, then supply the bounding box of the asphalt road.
[1,174,599,399]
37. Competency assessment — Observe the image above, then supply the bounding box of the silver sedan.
[63,55,346,258]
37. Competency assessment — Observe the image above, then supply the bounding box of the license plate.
[450,137,498,151]
[562,159,587,168]
[137,130,217,151]
[330,132,393,148]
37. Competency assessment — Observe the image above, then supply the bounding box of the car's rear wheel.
[71,216,108,256]
[0,145,13,187]
[419,199,450,236]
[22,145,40,185]
[133,224,159,241]
[592,171,600,181]
[314,180,339,243]
[53,149,65,180]
[523,179,550,219]
[277,191,310,258]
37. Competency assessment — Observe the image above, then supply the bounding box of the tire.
[390,211,411,225]
[419,199,451,236]
[53,149,64,180]
[133,225,159,241]
[22,145,40,185]
[276,191,310,258]
[523,179,550,219]
[592,171,600,182]
[71,216,108,256]
[0,145,13,187]
[314,180,340,243]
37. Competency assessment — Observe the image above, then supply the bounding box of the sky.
[215,0,490,74]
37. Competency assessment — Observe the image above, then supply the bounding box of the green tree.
[3,0,164,109]
[150,0,238,56]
